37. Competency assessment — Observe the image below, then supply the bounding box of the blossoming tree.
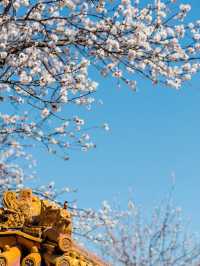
[1,1,200,262]
[73,198,200,266]
[0,0,200,187]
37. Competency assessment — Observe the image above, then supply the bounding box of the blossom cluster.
[0,0,199,155]
[0,136,36,193]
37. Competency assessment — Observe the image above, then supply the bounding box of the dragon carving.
[0,189,109,266]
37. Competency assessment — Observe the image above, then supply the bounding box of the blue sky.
[30,0,200,232]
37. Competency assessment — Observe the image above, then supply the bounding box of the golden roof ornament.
[0,189,109,266]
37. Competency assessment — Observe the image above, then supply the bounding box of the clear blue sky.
[30,0,200,232]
